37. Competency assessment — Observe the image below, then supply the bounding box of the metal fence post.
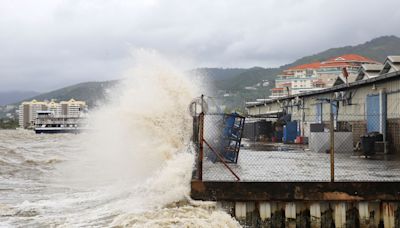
[198,112,204,181]
[330,99,335,182]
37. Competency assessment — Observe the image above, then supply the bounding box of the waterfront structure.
[18,99,87,129]
[247,55,400,155]
[271,54,379,98]
[192,57,400,226]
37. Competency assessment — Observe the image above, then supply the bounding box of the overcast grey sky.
[1,0,400,92]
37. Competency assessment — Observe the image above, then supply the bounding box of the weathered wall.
[387,119,400,154]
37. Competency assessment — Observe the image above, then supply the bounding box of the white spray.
[11,50,240,227]
[73,50,240,226]
[84,50,196,181]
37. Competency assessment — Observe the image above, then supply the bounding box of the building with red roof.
[324,54,378,64]
[287,62,322,71]
[270,54,380,98]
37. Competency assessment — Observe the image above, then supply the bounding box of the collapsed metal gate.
[190,95,245,181]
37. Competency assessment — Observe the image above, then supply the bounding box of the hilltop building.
[271,54,379,98]
[18,99,87,129]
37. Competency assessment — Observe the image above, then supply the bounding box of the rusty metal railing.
[195,111,240,181]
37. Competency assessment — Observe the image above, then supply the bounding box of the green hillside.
[211,35,400,110]
[217,35,400,95]
[0,91,40,106]
[211,67,280,111]
[283,35,400,68]
[28,80,119,107]
[191,68,247,81]
[215,67,280,91]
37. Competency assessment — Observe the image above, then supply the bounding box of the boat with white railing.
[34,111,88,134]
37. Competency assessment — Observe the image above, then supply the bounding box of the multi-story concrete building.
[47,100,59,115]
[271,54,379,98]
[18,100,49,129]
[59,99,87,117]
[18,99,87,128]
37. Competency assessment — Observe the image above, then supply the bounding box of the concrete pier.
[192,181,400,227]
[310,202,321,228]
[285,202,296,228]
[215,201,400,227]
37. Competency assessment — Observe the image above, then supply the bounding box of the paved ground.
[202,142,400,182]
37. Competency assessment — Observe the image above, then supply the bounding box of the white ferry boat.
[34,111,88,134]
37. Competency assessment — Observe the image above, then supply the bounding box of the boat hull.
[34,128,83,134]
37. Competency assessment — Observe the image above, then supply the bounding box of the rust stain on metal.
[191,182,400,201]
[322,192,363,201]
[203,139,240,181]
[294,186,304,199]
[198,112,204,181]
[191,180,206,192]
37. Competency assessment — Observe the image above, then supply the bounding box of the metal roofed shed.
[388,55,400,63]
[246,55,400,158]
[246,63,400,109]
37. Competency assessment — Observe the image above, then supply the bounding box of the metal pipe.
[380,89,388,155]
[198,112,204,181]
[203,139,240,181]
[330,98,335,182]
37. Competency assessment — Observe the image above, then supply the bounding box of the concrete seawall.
[191,181,400,227]
[216,201,398,227]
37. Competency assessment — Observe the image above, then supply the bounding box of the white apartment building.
[59,99,86,117]
[47,100,59,115]
[18,99,87,128]
[18,100,48,128]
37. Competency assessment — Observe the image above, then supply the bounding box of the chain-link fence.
[193,96,400,182]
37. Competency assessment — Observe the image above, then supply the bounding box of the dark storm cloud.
[0,0,400,91]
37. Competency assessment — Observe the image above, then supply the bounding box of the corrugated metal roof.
[388,56,400,63]
[381,56,400,74]
[361,63,383,71]
[247,70,400,108]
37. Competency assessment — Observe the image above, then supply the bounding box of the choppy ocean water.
[0,130,239,227]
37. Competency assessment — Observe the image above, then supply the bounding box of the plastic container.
[361,132,383,156]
